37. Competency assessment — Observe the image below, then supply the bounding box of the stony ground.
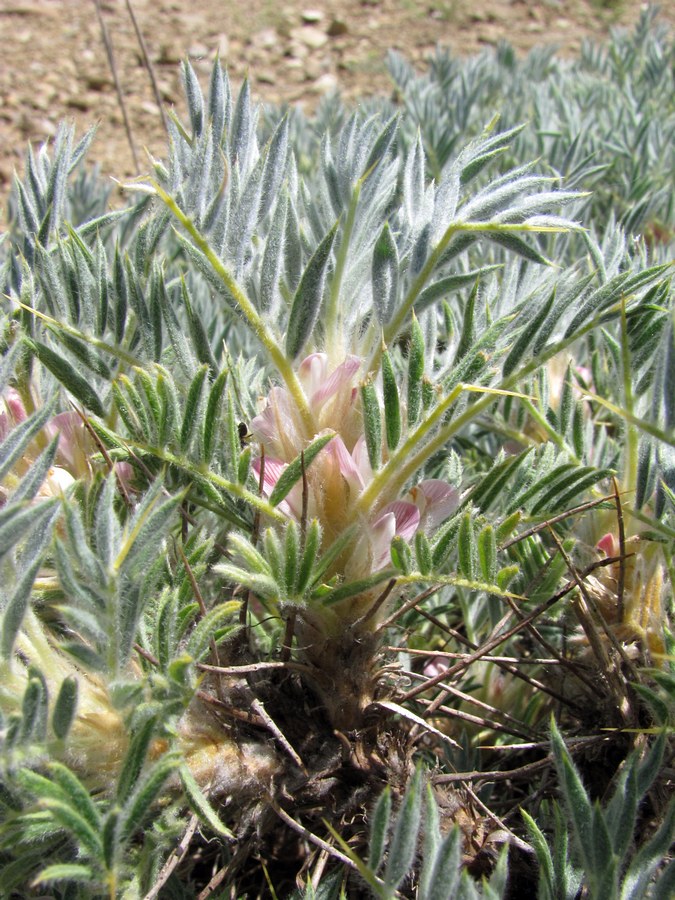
[1,0,672,212]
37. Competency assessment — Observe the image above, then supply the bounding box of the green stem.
[361,389,496,515]
[102,434,286,524]
[152,182,314,434]
[357,383,465,515]
[521,397,581,465]
[356,384,525,517]
[358,266,655,525]
[395,572,524,600]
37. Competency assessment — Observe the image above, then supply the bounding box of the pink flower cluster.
[250,353,458,576]
[1,388,132,502]
[1,388,79,500]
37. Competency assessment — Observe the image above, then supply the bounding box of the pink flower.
[423,656,450,679]
[1,391,84,475]
[0,388,28,440]
[251,354,460,576]
[597,532,619,558]
[1,390,135,501]
[547,357,593,410]
[407,479,460,531]
[1,391,77,503]
[251,353,363,462]
[369,500,420,570]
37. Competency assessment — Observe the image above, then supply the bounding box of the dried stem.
[92,0,139,171]
[143,814,199,900]
[124,0,169,133]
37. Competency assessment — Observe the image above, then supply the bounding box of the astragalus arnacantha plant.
[1,36,674,899]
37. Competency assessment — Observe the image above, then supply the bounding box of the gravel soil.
[1,0,672,211]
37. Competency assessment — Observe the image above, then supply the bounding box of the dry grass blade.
[92,0,139,171]
[613,476,627,619]
[402,670,536,740]
[267,798,357,870]
[251,698,306,773]
[547,527,639,721]
[432,734,616,784]
[196,660,313,676]
[377,583,441,631]
[402,549,630,713]
[499,495,613,550]
[124,0,169,133]
[143,813,199,900]
[374,698,462,748]
[415,696,533,741]
[461,780,534,855]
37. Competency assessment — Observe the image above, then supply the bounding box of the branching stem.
[370,220,567,372]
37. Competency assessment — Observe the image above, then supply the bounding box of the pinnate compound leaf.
[185,600,241,660]
[202,369,228,462]
[182,60,204,137]
[485,230,552,265]
[180,365,209,452]
[407,315,425,426]
[422,826,462,900]
[95,472,121,574]
[0,402,54,484]
[155,274,197,379]
[381,348,401,451]
[117,482,182,577]
[295,519,322,597]
[261,116,290,216]
[227,531,272,575]
[231,77,254,171]
[502,289,556,377]
[415,266,501,315]
[361,380,382,470]
[604,757,639,862]
[11,434,59,503]
[0,341,20,395]
[260,191,288,314]
[24,338,105,417]
[550,718,594,875]
[0,494,57,567]
[18,767,66,803]
[522,809,555,900]
[41,799,103,858]
[621,799,675,900]
[457,510,476,581]
[636,729,666,797]
[1,501,60,656]
[101,808,120,872]
[589,802,615,887]
[21,675,48,742]
[47,762,101,831]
